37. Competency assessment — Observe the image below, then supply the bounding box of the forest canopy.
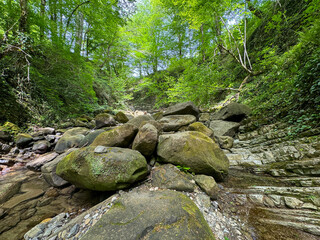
[0,0,319,134]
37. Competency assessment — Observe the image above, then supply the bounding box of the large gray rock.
[159,115,196,132]
[127,115,154,128]
[54,127,89,153]
[90,124,138,148]
[95,113,117,129]
[81,190,215,240]
[188,122,214,139]
[163,101,200,118]
[115,111,129,123]
[209,120,240,137]
[41,150,75,187]
[132,123,158,156]
[151,164,196,192]
[211,103,251,122]
[157,131,229,181]
[56,146,148,191]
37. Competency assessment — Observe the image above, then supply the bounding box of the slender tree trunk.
[19,0,28,33]
[40,0,46,41]
[75,12,84,55]
[200,24,206,62]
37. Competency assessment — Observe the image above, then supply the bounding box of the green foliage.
[176,165,191,173]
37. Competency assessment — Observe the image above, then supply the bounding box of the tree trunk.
[200,24,206,62]
[40,0,46,41]
[19,0,28,33]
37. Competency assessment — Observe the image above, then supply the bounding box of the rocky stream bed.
[0,102,319,240]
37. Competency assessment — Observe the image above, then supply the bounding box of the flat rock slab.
[211,102,251,122]
[81,189,215,240]
[0,182,22,204]
[163,101,200,118]
[159,115,196,132]
[209,120,240,137]
[26,152,59,171]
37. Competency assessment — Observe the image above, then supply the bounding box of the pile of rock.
[21,101,251,240]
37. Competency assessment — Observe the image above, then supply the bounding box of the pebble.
[67,223,80,238]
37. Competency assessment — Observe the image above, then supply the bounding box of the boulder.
[81,190,215,240]
[91,124,138,148]
[211,103,251,122]
[54,127,89,153]
[194,175,219,200]
[157,131,229,181]
[151,164,196,192]
[0,142,11,153]
[152,111,163,120]
[159,115,196,132]
[79,129,105,147]
[26,152,59,171]
[95,113,117,129]
[16,133,33,148]
[163,101,200,118]
[0,182,22,204]
[217,136,234,149]
[41,150,75,187]
[132,123,158,157]
[188,122,214,139]
[209,120,240,137]
[115,111,129,123]
[127,115,154,128]
[140,120,163,132]
[32,140,50,154]
[56,146,148,191]
[199,113,210,122]
[0,127,12,142]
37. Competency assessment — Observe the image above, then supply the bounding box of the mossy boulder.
[132,123,158,157]
[211,102,251,122]
[95,113,117,129]
[81,189,215,240]
[54,127,89,153]
[152,111,163,120]
[115,111,129,123]
[127,115,154,128]
[0,128,12,142]
[194,175,219,200]
[91,124,138,148]
[157,131,229,181]
[188,122,214,139]
[159,115,196,132]
[16,133,33,148]
[151,164,196,192]
[163,101,200,118]
[56,146,148,191]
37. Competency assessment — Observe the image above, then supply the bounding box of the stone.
[26,152,59,171]
[32,140,50,154]
[199,113,210,122]
[67,224,80,238]
[0,127,12,142]
[56,146,148,191]
[24,223,46,239]
[159,115,196,132]
[79,129,105,147]
[140,120,163,132]
[95,113,117,129]
[132,123,158,156]
[284,197,303,209]
[194,175,219,200]
[81,190,215,240]
[90,124,138,148]
[188,122,214,139]
[209,120,240,137]
[41,150,74,187]
[0,142,11,153]
[211,102,251,122]
[157,131,229,181]
[152,111,163,120]
[16,133,33,148]
[0,182,22,204]
[54,127,89,153]
[217,136,234,149]
[163,101,200,118]
[115,111,129,123]
[127,115,154,128]
[151,164,196,192]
